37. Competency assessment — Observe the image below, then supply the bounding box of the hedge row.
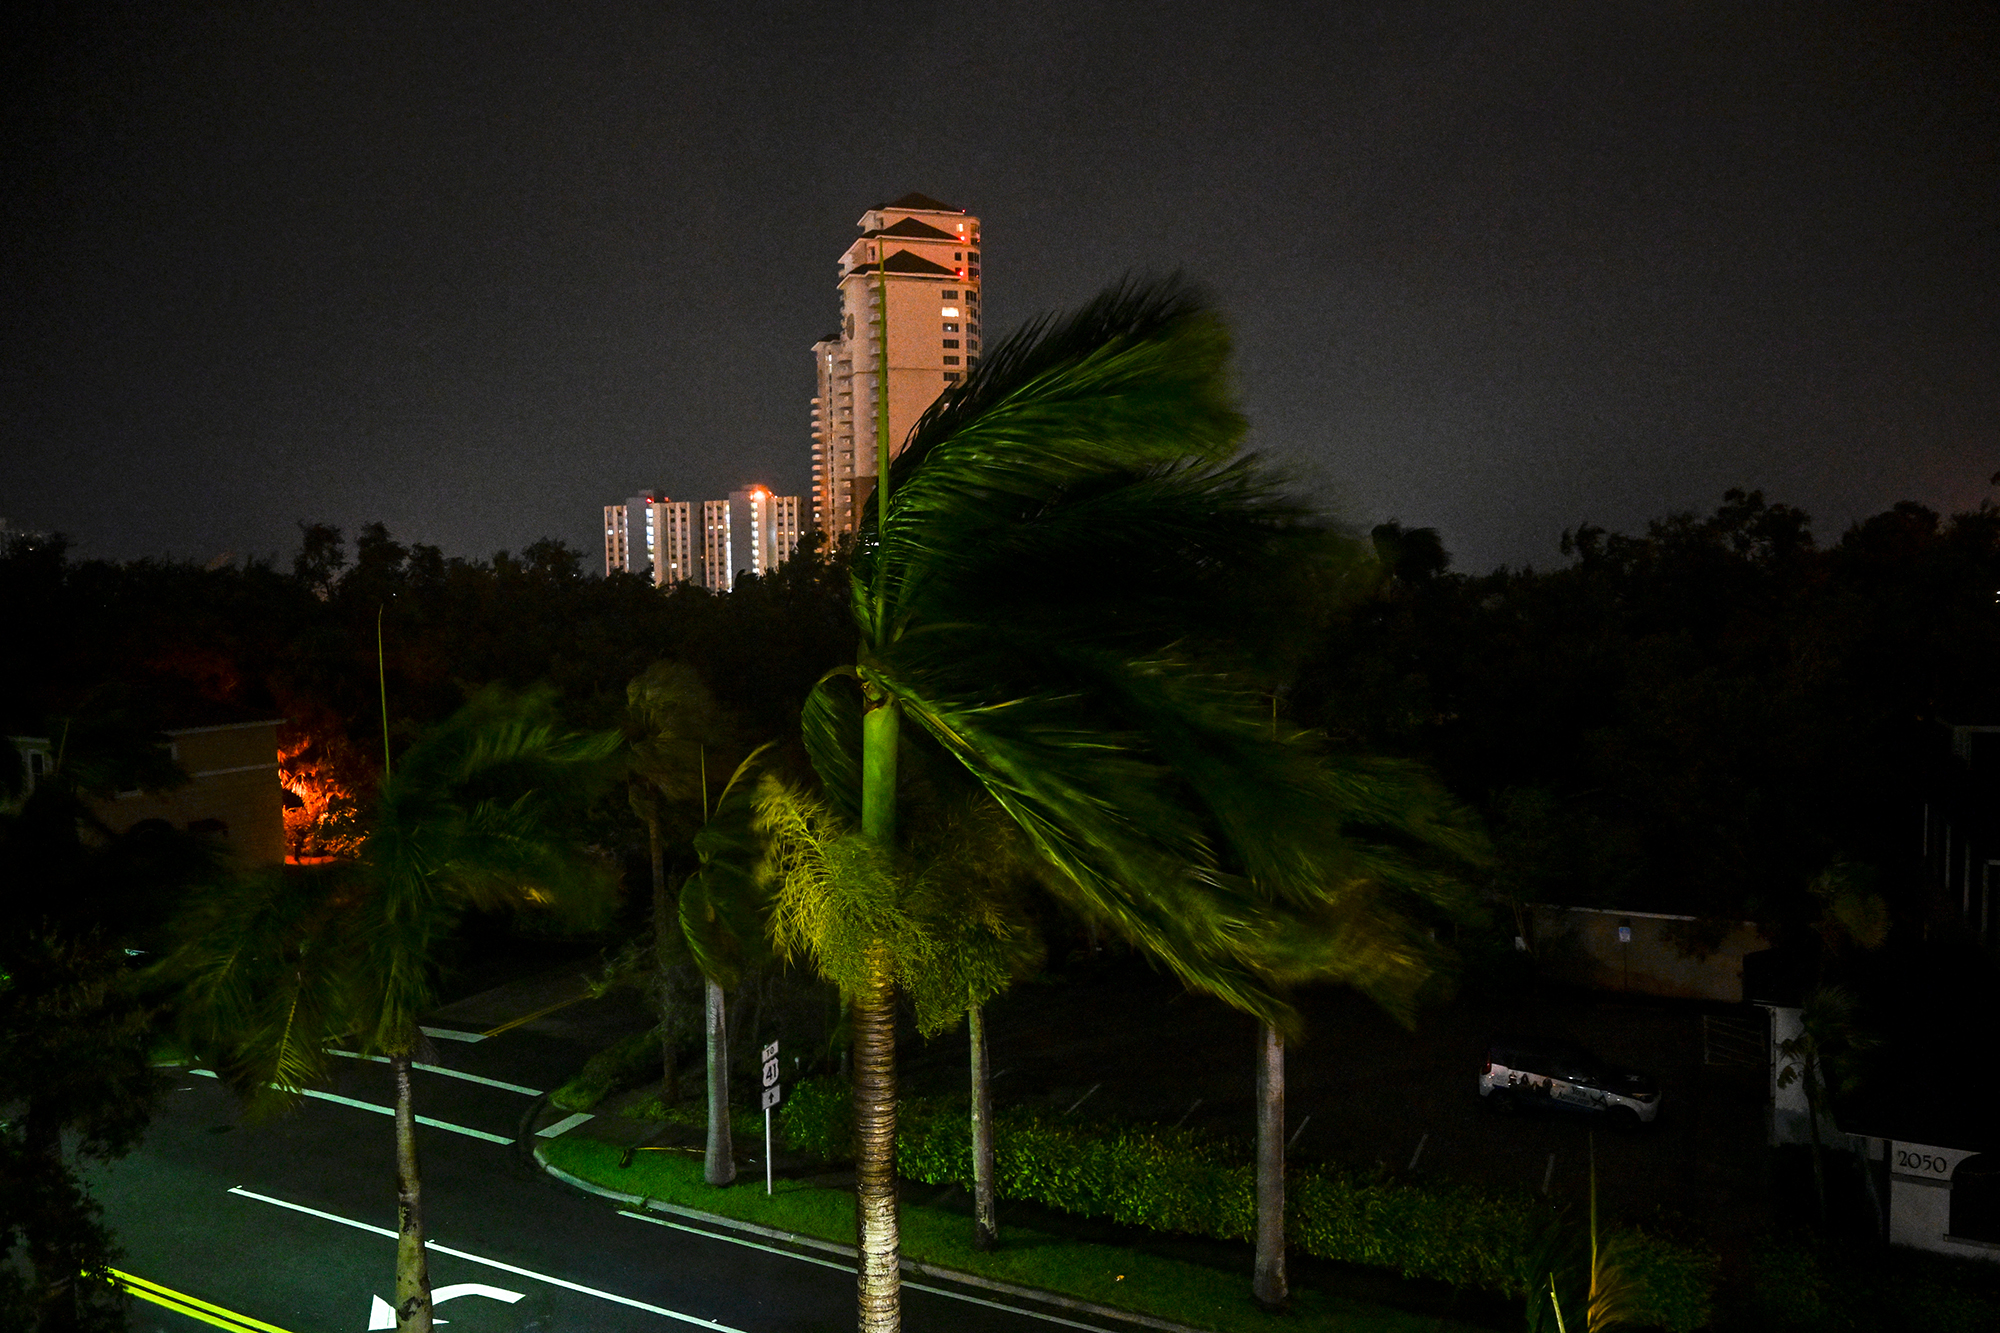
[781,1077,1715,1331]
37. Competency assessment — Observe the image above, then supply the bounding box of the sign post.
[760,1039,781,1195]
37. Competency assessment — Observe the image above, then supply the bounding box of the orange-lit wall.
[99,720,286,866]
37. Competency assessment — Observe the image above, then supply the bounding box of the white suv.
[1480,1040,1660,1127]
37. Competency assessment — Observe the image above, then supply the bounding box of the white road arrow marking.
[367,1283,523,1328]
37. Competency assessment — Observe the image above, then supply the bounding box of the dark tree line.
[1,524,853,810]
[8,488,1999,929]
[1294,487,2000,930]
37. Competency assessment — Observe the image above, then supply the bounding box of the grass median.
[539,1136,1488,1333]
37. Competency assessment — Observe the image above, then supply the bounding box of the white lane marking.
[370,1294,428,1328]
[185,1070,512,1145]
[617,1210,1119,1332]
[535,1112,594,1139]
[369,1284,524,1328]
[328,1050,543,1097]
[228,1188,746,1332]
[421,1026,486,1043]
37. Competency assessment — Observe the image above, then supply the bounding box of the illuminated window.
[941,306,959,317]
[942,322,958,332]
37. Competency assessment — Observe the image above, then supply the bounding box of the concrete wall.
[1529,904,1767,1003]
[1882,1141,2000,1263]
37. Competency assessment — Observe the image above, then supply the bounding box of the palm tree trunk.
[391,1052,433,1332]
[853,951,901,1333]
[856,691,902,1330]
[1253,1023,1287,1310]
[704,977,735,1185]
[969,1002,998,1251]
[1804,1058,1828,1227]
[650,815,678,1105]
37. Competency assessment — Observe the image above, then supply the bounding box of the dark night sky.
[4,2,1995,572]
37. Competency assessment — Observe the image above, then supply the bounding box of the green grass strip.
[540,1137,1485,1333]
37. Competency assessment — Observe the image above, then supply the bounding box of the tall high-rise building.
[605,493,701,587]
[811,193,982,536]
[701,499,732,592]
[727,486,802,584]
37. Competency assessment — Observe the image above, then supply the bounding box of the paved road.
[95,988,1129,1333]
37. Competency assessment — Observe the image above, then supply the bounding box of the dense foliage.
[781,1077,1716,1331]
[0,526,852,859]
[1296,490,2000,924]
[9,484,1997,926]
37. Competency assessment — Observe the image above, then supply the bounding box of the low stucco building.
[13,710,286,867]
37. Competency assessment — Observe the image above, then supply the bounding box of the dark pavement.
[97,970,1135,1333]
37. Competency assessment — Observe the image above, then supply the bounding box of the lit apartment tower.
[727,487,804,580]
[657,501,699,587]
[701,499,733,593]
[604,494,701,588]
[603,503,632,575]
[811,193,981,535]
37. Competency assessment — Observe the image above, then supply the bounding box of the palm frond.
[801,669,864,825]
[160,862,370,1115]
[757,778,935,1002]
[679,745,776,988]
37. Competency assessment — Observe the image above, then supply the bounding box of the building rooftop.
[873,192,961,213]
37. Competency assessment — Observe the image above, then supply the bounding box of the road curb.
[532,1146,1211,1333]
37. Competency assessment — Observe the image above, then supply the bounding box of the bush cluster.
[781,1077,1715,1331]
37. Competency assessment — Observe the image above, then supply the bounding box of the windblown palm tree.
[164,689,617,1333]
[623,661,775,1185]
[776,277,1485,1331]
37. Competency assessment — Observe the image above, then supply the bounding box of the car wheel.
[1609,1106,1642,1132]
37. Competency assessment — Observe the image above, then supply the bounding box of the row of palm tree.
[764,277,1488,1327]
[164,278,1489,1333]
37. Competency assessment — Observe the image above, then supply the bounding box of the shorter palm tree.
[1523,1137,1644,1333]
[164,689,617,1333]
[1776,984,1876,1227]
[678,743,774,1185]
[625,662,741,1149]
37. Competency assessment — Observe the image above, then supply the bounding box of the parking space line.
[420,1026,486,1043]
[186,1069,513,1144]
[226,1187,746,1331]
[328,1049,543,1097]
